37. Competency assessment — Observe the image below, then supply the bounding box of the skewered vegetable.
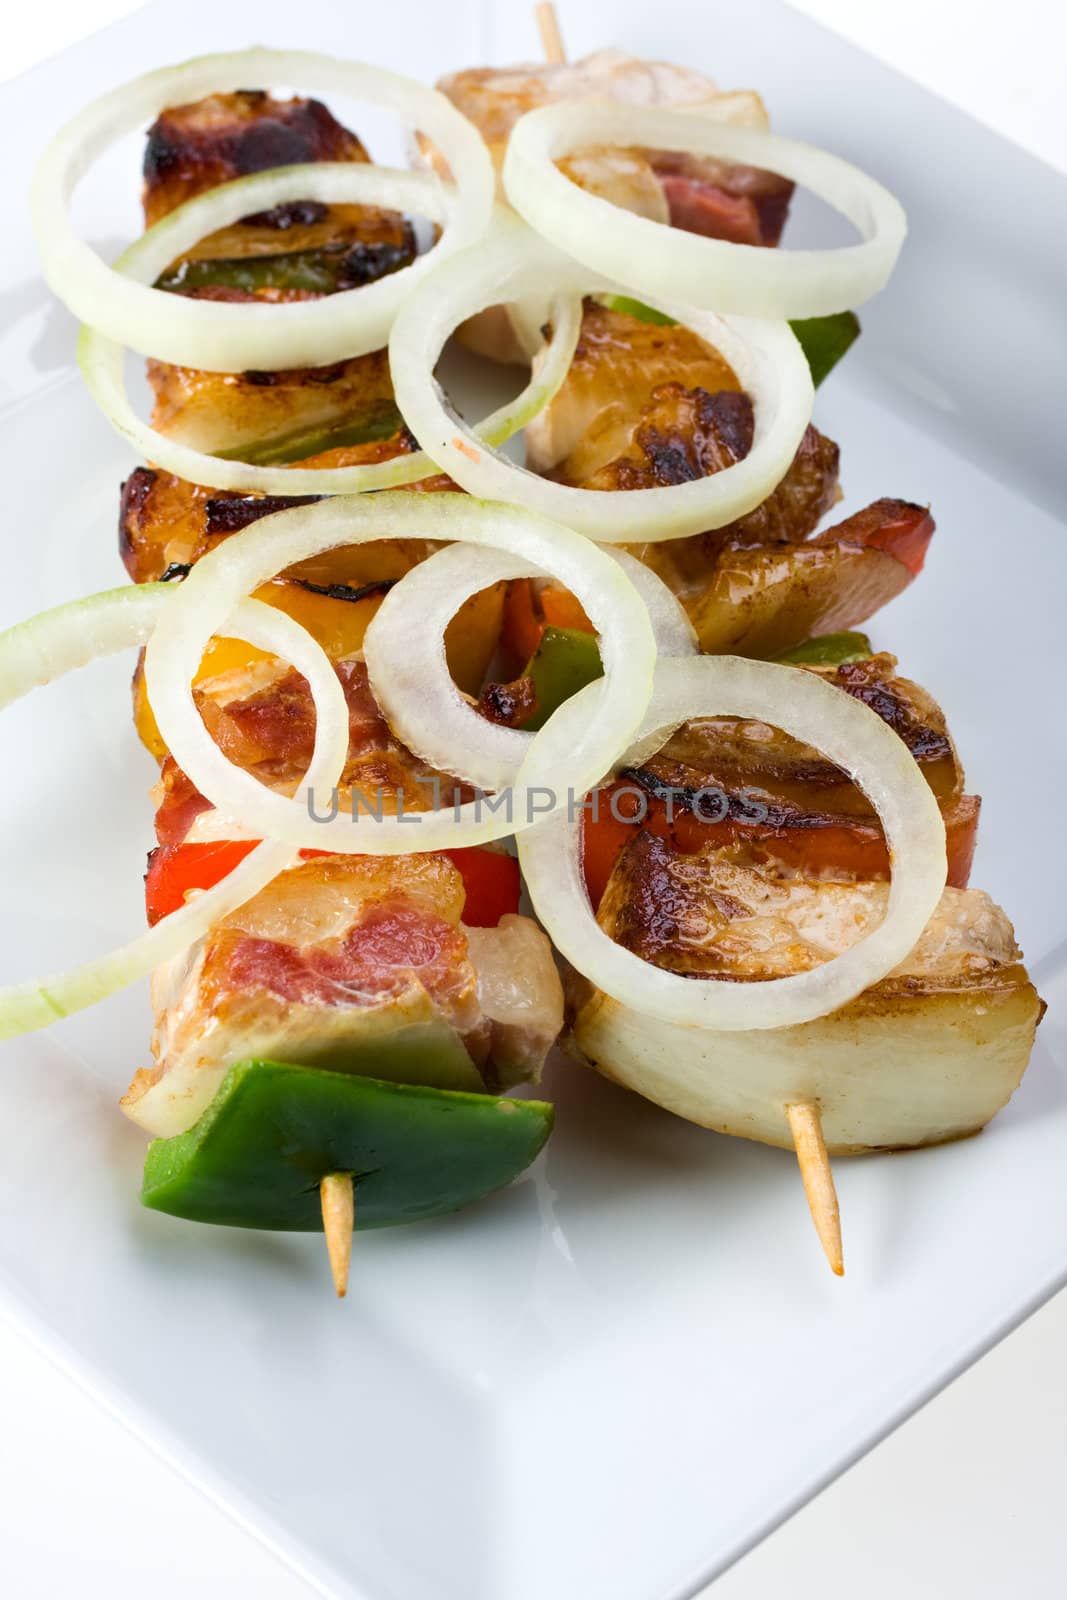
[141,1060,553,1230]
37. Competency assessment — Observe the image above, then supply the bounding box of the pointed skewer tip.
[536,3,567,64]
[320,1172,354,1299]
[785,1100,844,1277]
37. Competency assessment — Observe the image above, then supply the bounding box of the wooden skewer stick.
[536,3,567,64]
[785,1101,844,1277]
[320,1172,354,1299]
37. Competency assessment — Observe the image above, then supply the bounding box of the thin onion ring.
[0,586,348,1040]
[503,101,907,319]
[364,545,694,794]
[389,216,814,542]
[31,49,494,371]
[79,194,582,495]
[517,656,947,1031]
[608,552,699,658]
[144,493,657,853]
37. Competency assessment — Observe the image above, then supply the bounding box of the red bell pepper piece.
[145,840,520,929]
[581,782,979,910]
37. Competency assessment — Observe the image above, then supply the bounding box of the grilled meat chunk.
[624,411,842,593]
[144,90,371,224]
[583,653,979,904]
[191,658,471,820]
[125,657,564,1135]
[526,299,926,653]
[683,499,933,656]
[431,51,791,362]
[142,90,415,451]
[145,349,403,458]
[570,833,1041,1153]
[435,50,792,246]
[638,654,962,808]
[525,300,742,476]
[148,654,493,824]
[125,854,564,1137]
[599,834,1004,980]
[118,432,444,585]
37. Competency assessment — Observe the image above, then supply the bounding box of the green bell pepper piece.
[214,402,405,467]
[523,625,603,732]
[155,240,412,299]
[788,312,862,388]
[595,296,861,388]
[141,1060,553,1232]
[776,630,873,666]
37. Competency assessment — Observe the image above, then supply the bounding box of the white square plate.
[1,3,1065,1598]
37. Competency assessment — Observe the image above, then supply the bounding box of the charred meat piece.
[528,300,840,525]
[625,413,842,597]
[567,383,754,491]
[519,301,922,656]
[684,499,933,656]
[638,653,962,808]
[525,300,743,478]
[585,646,985,902]
[191,658,471,820]
[582,652,979,904]
[600,833,999,980]
[119,436,453,586]
[149,659,477,854]
[144,90,370,223]
[142,91,415,454]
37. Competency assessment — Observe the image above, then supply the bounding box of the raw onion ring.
[0,586,348,1039]
[503,101,907,319]
[609,552,698,659]
[79,194,582,495]
[144,493,657,852]
[31,49,494,371]
[364,545,694,794]
[517,655,947,1031]
[389,217,814,542]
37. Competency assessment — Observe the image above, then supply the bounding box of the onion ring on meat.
[503,101,907,319]
[144,493,657,852]
[80,195,582,494]
[389,214,814,542]
[517,654,947,1031]
[31,49,494,370]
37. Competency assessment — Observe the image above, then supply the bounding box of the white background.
[2,3,1065,1597]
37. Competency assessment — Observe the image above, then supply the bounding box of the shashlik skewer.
[119,76,566,1286]
[126,33,1040,1280]
[12,19,1041,1292]
[454,10,1040,1270]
